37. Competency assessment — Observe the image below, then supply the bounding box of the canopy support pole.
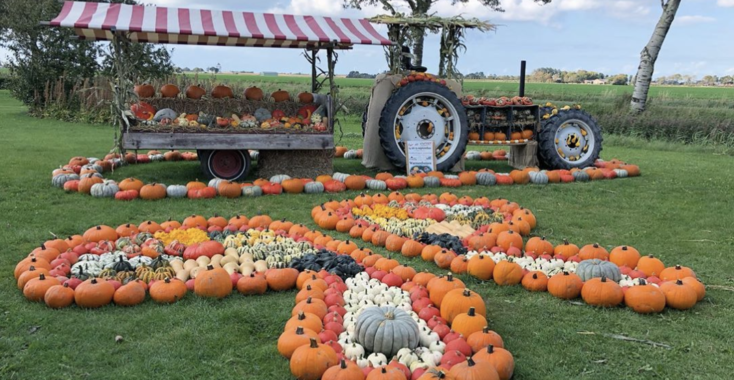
[311,50,318,93]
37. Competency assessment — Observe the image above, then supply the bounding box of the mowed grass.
[1,89,733,379]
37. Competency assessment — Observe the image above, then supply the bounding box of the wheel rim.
[392,92,462,165]
[553,119,596,164]
[208,150,246,180]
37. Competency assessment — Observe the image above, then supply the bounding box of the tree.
[630,0,681,113]
[343,0,550,66]
[701,75,717,86]
[0,0,100,107]
[608,74,628,85]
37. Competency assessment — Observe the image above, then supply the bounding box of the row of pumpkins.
[13,214,363,309]
[134,83,314,103]
[51,153,641,201]
[313,193,706,313]
[282,269,514,380]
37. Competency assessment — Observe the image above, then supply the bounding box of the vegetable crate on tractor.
[363,57,603,171]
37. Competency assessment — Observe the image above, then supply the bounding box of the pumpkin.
[452,307,488,339]
[472,345,513,380]
[44,283,75,308]
[547,271,583,299]
[609,245,641,269]
[400,240,424,258]
[285,311,323,333]
[521,271,548,292]
[278,326,319,359]
[660,279,698,310]
[272,89,290,102]
[659,265,696,282]
[134,83,155,98]
[74,278,115,308]
[282,178,305,194]
[581,276,624,307]
[496,230,523,251]
[493,259,523,286]
[623,279,666,314]
[440,288,486,323]
[14,257,51,279]
[267,268,300,291]
[166,185,188,198]
[322,359,364,380]
[23,274,61,302]
[290,338,338,380]
[83,225,118,242]
[467,327,504,353]
[366,179,387,191]
[578,243,609,261]
[553,239,579,257]
[77,176,103,194]
[113,281,146,306]
[130,102,155,120]
[344,175,366,190]
[160,84,180,98]
[475,172,497,186]
[218,181,242,198]
[17,266,50,290]
[366,367,406,380]
[185,84,206,99]
[467,254,495,281]
[139,183,167,200]
[237,273,268,295]
[211,85,234,99]
[427,273,465,306]
[150,278,187,303]
[637,255,665,277]
[681,277,705,301]
[448,357,499,380]
[242,185,263,197]
[355,306,420,357]
[576,259,621,282]
[524,236,553,255]
[194,265,232,298]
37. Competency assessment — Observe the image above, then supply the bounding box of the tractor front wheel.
[537,109,602,170]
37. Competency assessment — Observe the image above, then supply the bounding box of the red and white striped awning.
[49,1,392,49]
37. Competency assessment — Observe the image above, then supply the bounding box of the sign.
[406,140,436,175]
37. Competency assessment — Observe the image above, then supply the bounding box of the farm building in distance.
[583,79,607,85]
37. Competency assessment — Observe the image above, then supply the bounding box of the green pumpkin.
[576,259,621,282]
[111,256,134,272]
[423,176,440,188]
[366,179,387,191]
[355,306,420,358]
[475,172,496,186]
[242,186,263,197]
[304,181,324,194]
[572,171,590,182]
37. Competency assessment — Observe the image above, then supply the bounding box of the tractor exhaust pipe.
[519,60,526,97]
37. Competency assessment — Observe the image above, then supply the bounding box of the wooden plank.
[122,132,334,150]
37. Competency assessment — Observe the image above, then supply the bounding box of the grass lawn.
[1,89,733,379]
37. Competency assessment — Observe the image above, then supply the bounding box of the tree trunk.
[630,0,681,113]
[412,28,425,67]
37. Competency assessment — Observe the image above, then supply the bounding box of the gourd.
[166,185,188,198]
[242,186,263,197]
[366,179,387,191]
[575,259,621,282]
[475,172,496,186]
[90,180,119,198]
[354,306,420,357]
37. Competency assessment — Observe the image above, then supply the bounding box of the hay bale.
[257,150,333,179]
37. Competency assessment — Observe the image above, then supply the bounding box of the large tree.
[343,0,549,66]
[630,0,681,113]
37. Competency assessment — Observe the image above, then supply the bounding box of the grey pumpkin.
[269,174,291,184]
[242,186,263,197]
[52,173,79,188]
[530,171,549,184]
[576,259,621,282]
[153,108,178,122]
[355,306,420,358]
[423,176,440,188]
[90,180,119,198]
[366,179,387,191]
[572,171,590,182]
[304,181,325,194]
[475,172,496,186]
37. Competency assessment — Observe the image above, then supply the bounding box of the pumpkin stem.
[468,307,476,317]
[39,274,46,280]
[532,273,538,279]
[63,283,70,288]
[563,238,569,245]
[601,276,607,283]
[91,278,98,284]
[639,279,647,285]
[675,279,684,285]
[486,345,494,353]
[29,265,36,271]
[295,326,305,335]
[446,272,453,281]
[675,265,682,270]
[381,368,388,374]
[308,338,319,348]
[339,359,347,369]
[165,278,171,283]
[462,289,471,297]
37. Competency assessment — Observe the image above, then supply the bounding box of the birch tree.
[630,0,681,113]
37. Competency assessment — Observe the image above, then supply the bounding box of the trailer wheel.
[199,149,251,181]
[378,81,468,172]
[537,109,602,169]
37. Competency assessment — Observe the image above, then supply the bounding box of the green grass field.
[1,89,733,379]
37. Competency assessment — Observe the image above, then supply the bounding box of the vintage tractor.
[362,51,603,172]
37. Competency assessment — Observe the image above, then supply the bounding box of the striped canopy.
[49,1,392,49]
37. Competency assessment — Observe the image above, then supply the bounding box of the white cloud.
[717,0,734,7]
[677,15,716,25]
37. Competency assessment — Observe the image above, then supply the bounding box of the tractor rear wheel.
[378,81,468,172]
[537,109,602,170]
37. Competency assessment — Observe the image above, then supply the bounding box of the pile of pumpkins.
[131,83,327,131]
[313,193,706,314]
[52,151,641,200]
[13,214,363,309]
[282,270,515,380]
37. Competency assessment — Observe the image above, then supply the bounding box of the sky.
[2,0,733,78]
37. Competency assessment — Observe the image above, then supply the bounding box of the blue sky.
[3,0,733,78]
